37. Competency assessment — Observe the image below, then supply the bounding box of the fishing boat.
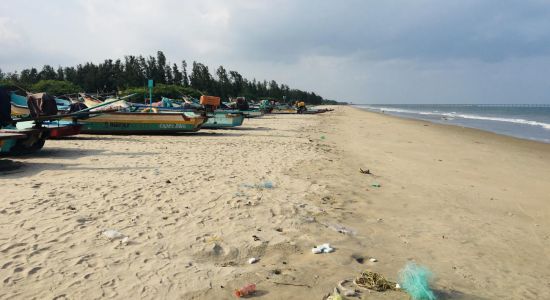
[270,102,332,114]
[36,120,82,139]
[0,132,27,153]
[270,102,301,114]
[156,96,263,120]
[0,126,49,155]
[202,110,245,129]
[1,89,51,154]
[1,88,124,155]
[9,92,83,138]
[9,91,72,116]
[109,96,247,129]
[72,110,206,134]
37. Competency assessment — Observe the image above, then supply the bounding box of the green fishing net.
[398,262,436,300]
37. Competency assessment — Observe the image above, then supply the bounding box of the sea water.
[355,104,550,143]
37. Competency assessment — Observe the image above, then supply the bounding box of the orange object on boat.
[234,283,256,298]
[200,95,221,107]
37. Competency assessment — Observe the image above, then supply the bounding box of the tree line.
[0,51,345,105]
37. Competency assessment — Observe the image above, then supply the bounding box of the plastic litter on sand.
[102,229,125,240]
[241,180,275,189]
[248,257,259,264]
[259,180,274,189]
[312,243,334,254]
[398,262,436,300]
[234,283,256,298]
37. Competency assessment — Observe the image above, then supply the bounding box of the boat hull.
[0,128,48,155]
[74,112,206,134]
[241,110,263,118]
[42,121,82,138]
[203,112,245,129]
[0,133,26,153]
[10,103,30,117]
[271,108,297,114]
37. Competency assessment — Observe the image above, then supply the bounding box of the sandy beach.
[1,106,550,299]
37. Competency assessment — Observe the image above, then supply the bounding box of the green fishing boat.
[73,110,207,134]
[202,110,245,129]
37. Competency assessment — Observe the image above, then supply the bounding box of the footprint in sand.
[1,243,27,254]
[27,266,41,276]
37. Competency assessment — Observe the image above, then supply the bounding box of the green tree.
[172,63,183,85]
[39,65,57,81]
[156,51,167,84]
[64,67,77,83]
[216,65,230,100]
[190,62,212,93]
[229,70,244,96]
[120,84,202,102]
[4,50,336,104]
[31,80,82,95]
[20,68,39,85]
[56,67,64,81]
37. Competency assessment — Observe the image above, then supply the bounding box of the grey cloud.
[228,0,550,63]
[1,0,550,103]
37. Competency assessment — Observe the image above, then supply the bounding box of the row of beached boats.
[0,87,332,156]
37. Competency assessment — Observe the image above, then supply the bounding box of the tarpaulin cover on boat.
[27,93,58,118]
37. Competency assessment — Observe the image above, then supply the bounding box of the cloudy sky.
[1,0,550,104]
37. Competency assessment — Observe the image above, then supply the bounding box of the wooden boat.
[202,111,245,129]
[72,110,206,134]
[137,106,247,129]
[0,132,27,153]
[10,91,71,116]
[0,127,49,155]
[10,93,82,138]
[125,99,248,129]
[41,120,82,139]
[239,109,263,118]
[2,90,49,154]
[271,104,332,114]
[270,103,299,114]
[80,93,130,111]
[9,92,31,117]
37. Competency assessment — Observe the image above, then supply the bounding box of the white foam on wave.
[359,105,550,130]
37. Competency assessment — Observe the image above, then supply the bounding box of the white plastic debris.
[312,247,323,254]
[312,243,334,254]
[395,283,401,289]
[248,257,259,264]
[369,258,378,262]
[102,229,125,240]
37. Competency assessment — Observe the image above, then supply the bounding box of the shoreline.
[352,104,550,145]
[1,106,549,299]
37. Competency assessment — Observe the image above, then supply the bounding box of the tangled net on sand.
[354,270,397,292]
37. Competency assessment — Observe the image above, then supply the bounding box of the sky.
[1,0,550,104]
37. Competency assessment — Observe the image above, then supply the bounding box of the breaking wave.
[362,106,550,130]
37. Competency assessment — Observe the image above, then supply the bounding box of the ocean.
[355,104,550,143]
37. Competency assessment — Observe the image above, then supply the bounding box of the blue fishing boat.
[9,91,71,116]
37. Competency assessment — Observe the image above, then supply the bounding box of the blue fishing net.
[398,262,436,300]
